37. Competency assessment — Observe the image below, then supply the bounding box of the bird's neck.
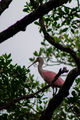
[38,63,44,76]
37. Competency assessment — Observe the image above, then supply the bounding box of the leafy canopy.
[0,54,48,120]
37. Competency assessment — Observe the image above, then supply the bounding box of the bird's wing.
[42,70,56,83]
[42,70,64,87]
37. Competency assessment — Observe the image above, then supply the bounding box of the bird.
[28,57,64,89]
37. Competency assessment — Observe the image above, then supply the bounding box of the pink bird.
[28,57,64,89]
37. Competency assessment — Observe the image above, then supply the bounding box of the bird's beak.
[27,59,37,68]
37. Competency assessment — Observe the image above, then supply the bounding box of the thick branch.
[39,18,80,68]
[0,67,67,110]
[0,0,12,15]
[39,68,80,120]
[0,0,68,43]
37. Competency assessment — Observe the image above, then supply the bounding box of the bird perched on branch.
[28,57,64,89]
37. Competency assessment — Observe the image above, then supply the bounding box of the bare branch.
[0,0,68,43]
[0,67,67,110]
[39,68,80,120]
[0,0,12,15]
[39,18,80,68]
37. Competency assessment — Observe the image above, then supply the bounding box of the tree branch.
[39,68,80,120]
[0,67,68,110]
[0,0,12,15]
[0,85,49,110]
[39,17,80,68]
[0,0,68,43]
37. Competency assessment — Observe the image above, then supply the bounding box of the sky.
[0,0,43,67]
[0,0,79,95]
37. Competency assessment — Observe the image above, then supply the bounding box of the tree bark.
[0,0,12,15]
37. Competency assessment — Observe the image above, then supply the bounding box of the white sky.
[0,0,43,67]
[0,0,79,96]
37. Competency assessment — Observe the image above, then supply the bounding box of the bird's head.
[28,57,44,68]
[36,57,44,63]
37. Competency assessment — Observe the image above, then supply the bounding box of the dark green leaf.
[47,28,52,32]
[64,7,69,13]
[71,28,74,33]
[33,51,38,56]
[34,21,40,26]
[72,91,76,97]
[61,28,68,33]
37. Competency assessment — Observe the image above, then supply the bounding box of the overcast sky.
[0,0,79,86]
[0,0,43,67]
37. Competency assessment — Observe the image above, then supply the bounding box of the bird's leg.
[52,85,55,96]
[55,87,57,94]
[52,87,57,96]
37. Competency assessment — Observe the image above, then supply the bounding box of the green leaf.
[34,21,40,26]
[45,18,50,24]
[33,51,38,56]
[72,25,77,29]
[72,91,76,97]
[61,28,68,33]
[71,28,74,33]
[47,28,52,32]
[39,48,42,56]
[23,8,30,13]
[61,20,66,26]
[29,58,35,62]
[7,53,11,59]
[69,0,72,3]
[64,7,69,13]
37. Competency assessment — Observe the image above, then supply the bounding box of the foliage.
[0,54,48,120]
[24,0,80,67]
[0,54,80,120]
